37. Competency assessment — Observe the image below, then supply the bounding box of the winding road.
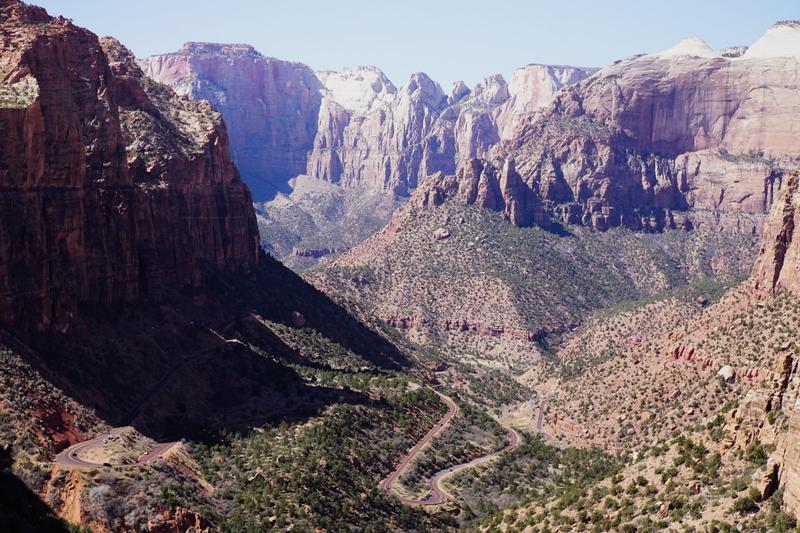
[422,425,520,505]
[536,392,556,435]
[379,389,523,506]
[54,428,179,469]
[54,331,234,470]
[378,390,459,502]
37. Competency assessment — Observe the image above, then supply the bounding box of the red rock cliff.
[140,42,323,199]
[485,29,800,231]
[0,1,260,332]
[751,171,800,297]
[141,47,594,198]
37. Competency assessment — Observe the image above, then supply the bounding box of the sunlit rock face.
[142,46,593,198]
[484,23,800,231]
[141,42,323,199]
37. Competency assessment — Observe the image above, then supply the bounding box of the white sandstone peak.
[317,66,396,114]
[743,21,800,59]
[448,80,470,104]
[656,36,720,58]
[471,74,509,106]
[401,73,446,108]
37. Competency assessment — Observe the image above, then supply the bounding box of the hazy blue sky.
[36,0,799,88]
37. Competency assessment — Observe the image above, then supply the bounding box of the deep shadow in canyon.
[5,254,408,442]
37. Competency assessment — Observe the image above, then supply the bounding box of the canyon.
[141,47,595,265]
[2,0,800,531]
[141,24,800,270]
[141,47,594,198]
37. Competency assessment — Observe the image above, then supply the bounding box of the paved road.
[421,425,521,505]
[53,330,232,470]
[379,390,459,498]
[379,389,522,507]
[535,392,557,437]
[54,429,178,469]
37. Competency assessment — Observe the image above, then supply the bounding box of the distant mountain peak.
[743,20,800,59]
[317,66,397,114]
[656,36,719,58]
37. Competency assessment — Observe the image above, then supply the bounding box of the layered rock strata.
[141,49,594,197]
[482,26,800,230]
[0,1,260,331]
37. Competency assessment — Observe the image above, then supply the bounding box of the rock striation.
[312,70,448,194]
[0,1,260,332]
[141,48,594,198]
[751,171,800,296]
[385,314,539,342]
[139,42,323,199]
[474,23,800,231]
[417,159,547,227]
[142,24,799,238]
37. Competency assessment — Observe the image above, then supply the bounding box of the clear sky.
[35,0,799,89]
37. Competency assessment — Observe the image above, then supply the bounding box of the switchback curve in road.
[379,389,523,507]
[53,331,234,470]
[378,390,459,500]
[54,428,179,469]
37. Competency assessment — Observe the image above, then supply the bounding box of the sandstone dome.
[743,20,800,59]
[655,36,720,58]
[316,66,396,114]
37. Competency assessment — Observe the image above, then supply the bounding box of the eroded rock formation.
[417,159,547,227]
[475,24,800,231]
[0,1,260,332]
[752,171,800,296]
[141,48,594,198]
[139,42,323,199]
[385,314,539,342]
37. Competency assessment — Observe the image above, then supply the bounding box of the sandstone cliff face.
[482,25,800,231]
[315,71,448,194]
[495,64,596,139]
[309,66,595,195]
[141,47,593,198]
[417,159,546,227]
[722,169,800,518]
[0,1,260,332]
[751,171,800,296]
[140,42,323,199]
[724,346,800,518]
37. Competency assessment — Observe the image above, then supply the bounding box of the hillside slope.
[311,186,760,378]
[475,174,800,531]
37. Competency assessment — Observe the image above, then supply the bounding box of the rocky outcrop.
[147,507,212,533]
[140,42,323,199]
[725,172,800,517]
[478,23,800,231]
[722,349,800,517]
[142,46,593,198]
[292,246,346,258]
[385,314,539,342]
[751,171,800,297]
[418,159,547,227]
[0,1,260,332]
[495,64,596,139]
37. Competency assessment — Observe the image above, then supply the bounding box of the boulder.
[433,227,451,240]
[717,365,736,382]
